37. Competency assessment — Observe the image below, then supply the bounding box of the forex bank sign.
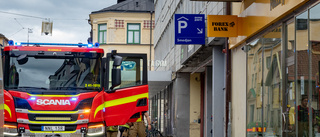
[207,15,238,37]
[175,14,205,45]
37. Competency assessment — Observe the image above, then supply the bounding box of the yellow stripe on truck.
[136,115,142,122]
[4,104,11,118]
[28,110,79,114]
[30,131,77,133]
[27,93,80,97]
[29,120,78,124]
[94,93,148,118]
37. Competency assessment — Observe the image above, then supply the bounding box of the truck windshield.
[6,56,101,91]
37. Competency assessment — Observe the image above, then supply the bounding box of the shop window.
[246,26,282,136]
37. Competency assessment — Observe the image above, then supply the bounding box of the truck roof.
[4,46,104,53]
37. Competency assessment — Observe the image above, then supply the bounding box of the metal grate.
[28,114,78,121]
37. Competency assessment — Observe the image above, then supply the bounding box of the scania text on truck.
[3,41,149,137]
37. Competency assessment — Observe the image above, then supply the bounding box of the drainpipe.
[150,11,153,71]
[225,2,232,137]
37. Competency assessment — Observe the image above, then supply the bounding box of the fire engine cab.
[3,41,149,137]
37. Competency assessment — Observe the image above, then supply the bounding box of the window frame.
[98,24,107,44]
[105,53,147,90]
[127,23,141,44]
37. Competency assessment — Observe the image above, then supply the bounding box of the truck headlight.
[87,123,104,136]
[4,122,18,136]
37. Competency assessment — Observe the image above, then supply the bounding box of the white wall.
[231,46,246,137]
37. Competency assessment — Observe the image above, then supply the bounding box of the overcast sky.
[0,0,117,44]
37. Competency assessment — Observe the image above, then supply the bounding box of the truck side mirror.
[17,54,28,65]
[109,55,122,92]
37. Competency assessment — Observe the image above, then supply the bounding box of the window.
[250,105,254,122]
[98,24,107,44]
[127,23,140,44]
[108,55,145,89]
[266,56,271,69]
[6,56,101,90]
[246,26,283,136]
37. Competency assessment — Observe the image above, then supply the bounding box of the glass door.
[309,3,320,137]
[246,26,283,137]
[263,26,283,137]
[284,18,296,137]
[246,2,320,136]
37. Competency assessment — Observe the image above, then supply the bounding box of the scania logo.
[36,99,71,105]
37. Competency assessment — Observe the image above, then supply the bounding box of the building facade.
[0,33,8,47]
[89,1,173,136]
[153,1,228,137]
[230,0,320,136]
[89,0,155,70]
[155,0,320,136]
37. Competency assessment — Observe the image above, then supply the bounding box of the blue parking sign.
[175,14,205,45]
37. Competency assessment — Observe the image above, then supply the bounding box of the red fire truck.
[3,41,148,137]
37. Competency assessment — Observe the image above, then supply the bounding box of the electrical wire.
[0,10,45,19]
[14,18,25,29]
[0,10,88,21]
[8,28,25,38]
[53,19,88,21]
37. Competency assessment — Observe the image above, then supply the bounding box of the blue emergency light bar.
[20,42,89,47]
[8,40,100,48]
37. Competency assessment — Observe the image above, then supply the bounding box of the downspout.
[150,11,153,71]
[225,1,232,137]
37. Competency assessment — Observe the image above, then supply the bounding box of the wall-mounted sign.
[207,15,238,37]
[175,14,205,45]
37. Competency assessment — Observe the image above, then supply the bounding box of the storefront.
[232,0,320,136]
[149,83,174,136]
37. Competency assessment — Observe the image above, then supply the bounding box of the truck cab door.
[103,53,148,126]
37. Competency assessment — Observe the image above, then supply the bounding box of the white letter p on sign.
[178,21,187,34]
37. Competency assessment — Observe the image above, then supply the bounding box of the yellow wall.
[90,12,154,45]
[0,37,8,47]
[90,12,155,70]
[230,0,308,48]
[190,73,201,137]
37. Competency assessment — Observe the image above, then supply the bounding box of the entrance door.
[309,4,320,136]
[246,26,283,137]
[283,5,320,136]
[246,3,320,137]
[103,53,149,126]
[295,3,320,136]
[283,18,296,137]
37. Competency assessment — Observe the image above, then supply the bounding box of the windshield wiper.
[54,87,93,90]
[17,86,48,90]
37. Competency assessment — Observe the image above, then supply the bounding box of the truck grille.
[28,114,78,121]
[35,117,71,121]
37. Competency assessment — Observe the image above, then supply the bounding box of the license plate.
[22,133,82,137]
[41,126,65,131]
